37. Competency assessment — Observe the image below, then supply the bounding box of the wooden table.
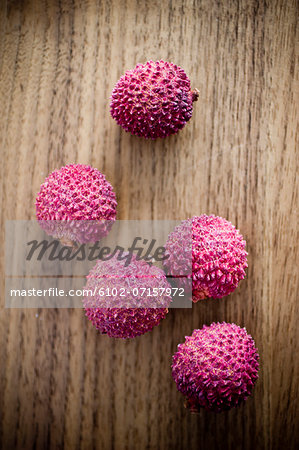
[0,1,298,449]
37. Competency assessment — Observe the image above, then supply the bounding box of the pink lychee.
[110,60,199,139]
[163,215,248,302]
[35,164,117,244]
[83,253,172,339]
[172,322,259,412]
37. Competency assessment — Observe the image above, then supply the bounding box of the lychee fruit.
[83,253,172,339]
[36,164,117,244]
[163,215,248,302]
[172,322,259,412]
[110,60,199,139]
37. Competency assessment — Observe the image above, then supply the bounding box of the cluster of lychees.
[35,61,259,413]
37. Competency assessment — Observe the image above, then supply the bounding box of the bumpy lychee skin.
[110,60,199,139]
[164,215,248,302]
[172,322,259,413]
[36,164,117,244]
[83,254,172,339]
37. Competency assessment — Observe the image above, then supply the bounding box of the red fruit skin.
[83,254,172,339]
[163,215,248,302]
[172,322,259,412]
[110,60,199,139]
[35,164,117,243]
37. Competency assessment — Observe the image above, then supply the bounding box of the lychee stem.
[191,89,199,102]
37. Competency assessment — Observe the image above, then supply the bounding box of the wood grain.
[0,0,298,449]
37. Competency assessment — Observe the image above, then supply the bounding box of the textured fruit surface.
[83,254,172,339]
[36,164,117,243]
[164,215,248,301]
[110,60,199,139]
[172,322,259,412]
